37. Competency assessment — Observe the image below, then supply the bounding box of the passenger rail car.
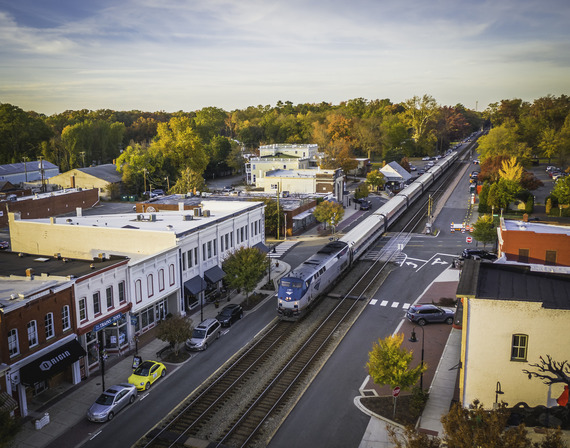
[277,241,350,321]
[277,147,462,321]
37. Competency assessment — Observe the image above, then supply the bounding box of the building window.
[220,236,224,252]
[207,241,212,259]
[79,298,87,321]
[118,281,126,303]
[203,243,206,260]
[545,250,557,266]
[187,250,192,268]
[158,269,165,291]
[106,286,114,309]
[27,321,38,348]
[182,251,187,270]
[169,264,175,286]
[93,292,101,315]
[518,248,529,264]
[147,274,154,297]
[225,233,229,250]
[45,313,54,339]
[62,305,71,331]
[8,329,19,357]
[135,279,142,304]
[511,334,528,361]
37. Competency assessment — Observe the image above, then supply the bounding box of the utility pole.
[22,156,28,183]
[276,182,280,240]
[80,151,86,168]
[143,169,147,195]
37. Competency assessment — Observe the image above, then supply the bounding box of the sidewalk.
[12,202,365,448]
[12,260,292,448]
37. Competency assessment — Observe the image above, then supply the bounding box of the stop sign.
[392,386,401,397]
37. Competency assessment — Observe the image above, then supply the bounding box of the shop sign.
[93,312,124,332]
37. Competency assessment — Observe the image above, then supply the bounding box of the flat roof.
[26,200,264,238]
[502,219,570,235]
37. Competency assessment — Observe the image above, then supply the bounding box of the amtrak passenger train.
[276,146,464,321]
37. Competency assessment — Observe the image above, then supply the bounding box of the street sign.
[466,236,473,243]
[392,386,401,397]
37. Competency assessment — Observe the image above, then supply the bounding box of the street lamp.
[409,325,425,390]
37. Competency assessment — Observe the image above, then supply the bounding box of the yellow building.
[457,259,570,409]
[49,164,122,200]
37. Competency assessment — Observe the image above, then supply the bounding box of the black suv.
[360,200,371,211]
[216,304,243,327]
[462,249,497,261]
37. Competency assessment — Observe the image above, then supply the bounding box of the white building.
[246,144,318,185]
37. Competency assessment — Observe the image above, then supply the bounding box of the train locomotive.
[277,146,463,321]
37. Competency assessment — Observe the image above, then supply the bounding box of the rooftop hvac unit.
[183,215,193,221]
[149,214,156,222]
[137,214,144,221]
[202,210,210,217]
[193,208,201,217]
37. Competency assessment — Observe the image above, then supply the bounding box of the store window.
[103,315,127,352]
[45,313,54,339]
[8,329,19,357]
[86,331,99,369]
[62,305,71,330]
[27,320,38,348]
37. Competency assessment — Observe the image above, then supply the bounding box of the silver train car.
[277,149,460,321]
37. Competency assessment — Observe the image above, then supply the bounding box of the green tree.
[472,214,497,248]
[313,200,344,233]
[171,167,206,195]
[156,315,194,357]
[0,406,21,448]
[477,121,532,164]
[354,183,369,202]
[260,198,285,237]
[478,182,490,213]
[488,178,520,212]
[223,247,269,305]
[366,170,386,192]
[551,176,570,206]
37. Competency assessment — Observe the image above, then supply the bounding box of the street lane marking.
[380,300,388,306]
[90,430,102,440]
[391,302,399,308]
[369,299,377,305]
[402,303,410,309]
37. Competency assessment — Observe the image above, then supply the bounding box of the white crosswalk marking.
[268,241,299,258]
[391,302,399,308]
[380,300,388,306]
[369,299,377,305]
[402,303,410,309]
[372,300,411,309]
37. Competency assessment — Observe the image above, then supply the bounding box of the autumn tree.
[313,200,344,233]
[171,167,206,195]
[472,214,497,248]
[551,176,570,206]
[156,315,194,357]
[222,247,269,305]
[354,183,369,202]
[366,170,386,192]
[389,400,567,448]
[367,333,427,390]
[402,95,439,155]
[477,121,532,164]
[499,156,524,183]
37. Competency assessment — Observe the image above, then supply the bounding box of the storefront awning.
[20,340,86,386]
[204,265,226,284]
[252,242,269,253]
[184,276,207,295]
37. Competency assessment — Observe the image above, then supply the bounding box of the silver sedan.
[87,383,137,422]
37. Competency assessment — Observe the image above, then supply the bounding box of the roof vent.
[193,208,201,217]
[183,215,193,221]
[203,210,211,217]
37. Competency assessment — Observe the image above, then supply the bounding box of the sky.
[1,0,569,115]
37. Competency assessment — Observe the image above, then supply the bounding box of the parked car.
[186,318,221,351]
[151,189,165,197]
[87,383,137,422]
[127,360,166,391]
[461,249,497,261]
[0,241,9,250]
[222,185,234,192]
[406,304,455,326]
[360,200,371,211]
[216,304,243,327]
[409,165,417,171]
